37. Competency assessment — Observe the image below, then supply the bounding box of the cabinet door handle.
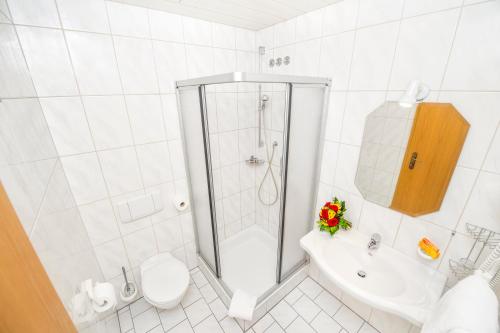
[409,152,418,169]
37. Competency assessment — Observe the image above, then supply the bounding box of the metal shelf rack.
[448,223,500,286]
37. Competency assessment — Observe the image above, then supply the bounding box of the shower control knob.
[269,59,275,67]
[276,57,282,66]
[284,56,290,65]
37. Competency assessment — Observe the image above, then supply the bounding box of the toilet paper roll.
[173,194,189,212]
[91,282,116,313]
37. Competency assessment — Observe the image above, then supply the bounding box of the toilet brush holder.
[119,266,138,302]
[120,281,137,302]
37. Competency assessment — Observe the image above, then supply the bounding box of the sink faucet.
[367,233,381,255]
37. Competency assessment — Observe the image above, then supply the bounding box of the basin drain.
[357,270,366,278]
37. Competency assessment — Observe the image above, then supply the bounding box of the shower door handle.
[280,157,283,176]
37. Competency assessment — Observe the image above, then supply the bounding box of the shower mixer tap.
[246,155,265,165]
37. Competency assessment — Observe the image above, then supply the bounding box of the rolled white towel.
[227,289,257,321]
[422,273,498,333]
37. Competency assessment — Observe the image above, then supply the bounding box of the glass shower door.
[204,82,288,299]
[177,86,220,275]
[278,84,328,281]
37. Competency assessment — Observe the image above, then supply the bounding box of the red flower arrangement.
[317,197,352,236]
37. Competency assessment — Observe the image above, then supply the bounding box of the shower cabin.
[176,72,331,307]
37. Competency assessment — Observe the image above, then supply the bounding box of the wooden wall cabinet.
[355,102,469,217]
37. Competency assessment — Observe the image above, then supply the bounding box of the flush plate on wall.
[111,0,342,30]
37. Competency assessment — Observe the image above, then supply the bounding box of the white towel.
[422,273,499,333]
[227,289,257,321]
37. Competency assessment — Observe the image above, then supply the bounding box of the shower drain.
[357,270,367,278]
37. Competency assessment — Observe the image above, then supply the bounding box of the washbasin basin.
[301,228,447,325]
[324,239,406,298]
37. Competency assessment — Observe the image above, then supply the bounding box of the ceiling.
[111,0,341,30]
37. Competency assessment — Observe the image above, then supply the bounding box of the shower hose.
[257,100,280,206]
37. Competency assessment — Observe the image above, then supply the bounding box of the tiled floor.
[108,267,380,333]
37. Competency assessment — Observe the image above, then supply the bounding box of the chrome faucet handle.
[371,233,381,243]
[368,233,381,250]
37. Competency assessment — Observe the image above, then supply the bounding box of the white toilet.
[140,252,189,309]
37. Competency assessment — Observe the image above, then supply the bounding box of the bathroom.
[0,0,499,332]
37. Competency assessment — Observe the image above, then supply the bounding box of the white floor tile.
[133,307,160,333]
[191,269,209,288]
[284,288,303,305]
[209,298,228,321]
[113,265,376,333]
[219,316,243,333]
[314,291,342,317]
[297,278,323,299]
[185,298,212,326]
[285,317,315,333]
[182,284,202,307]
[193,315,223,333]
[264,322,285,333]
[169,319,195,333]
[130,297,153,317]
[80,320,106,333]
[269,300,298,328]
[291,295,320,323]
[251,313,275,333]
[359,322,380,333]
[118,308,134,333]
[148,325,163,333]
[310,311,343,333]
[199,283,218,303]
[159,304,187,331]
[105,315,121,333]
[333,306,364,333]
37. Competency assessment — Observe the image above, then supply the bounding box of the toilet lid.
[141,253,189,304]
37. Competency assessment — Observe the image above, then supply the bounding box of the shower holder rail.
[448,223,500,284]
[246,155,265,165]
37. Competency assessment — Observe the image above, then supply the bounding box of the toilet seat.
[141,252,189,309]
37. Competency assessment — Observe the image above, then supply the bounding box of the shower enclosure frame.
[176,72,331,298]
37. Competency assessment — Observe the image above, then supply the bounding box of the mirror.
[355,101,469,216]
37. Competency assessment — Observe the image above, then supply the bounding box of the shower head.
[261,95,269,102]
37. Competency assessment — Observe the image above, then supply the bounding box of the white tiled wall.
[257,0,500,331]
[0,0,257,320]
[2,0,499,330]
[0,99,103,314]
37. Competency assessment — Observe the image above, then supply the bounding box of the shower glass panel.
[204,82,287,298]
[177,73,330,302]
[278,84,328,281]
[178,86,219,274]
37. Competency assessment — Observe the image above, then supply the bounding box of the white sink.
[300,228,446,326]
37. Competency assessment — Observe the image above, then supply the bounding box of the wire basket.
[448,223,500,286]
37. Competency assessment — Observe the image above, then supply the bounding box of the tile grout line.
[436,0,466,97]
[6,87,500,102]
[146,4,172,257]
[332,0,361,201]
[0,20,258,54]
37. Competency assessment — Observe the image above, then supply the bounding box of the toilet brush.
[120,266,137,302]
